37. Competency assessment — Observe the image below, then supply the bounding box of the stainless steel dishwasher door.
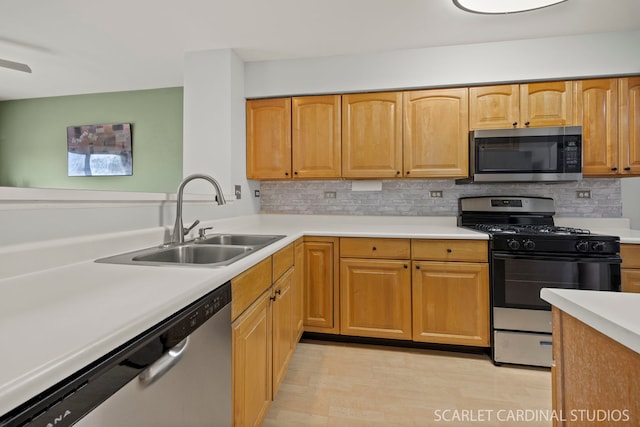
[75,303,231,427]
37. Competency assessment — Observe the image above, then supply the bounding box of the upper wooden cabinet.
[403,88,469,178]
[619,77,640,175]
[292,95,341,179]
[576,77,640,177]
[342,92,403,178]
[246,98,292,180]
[469,81,574,129]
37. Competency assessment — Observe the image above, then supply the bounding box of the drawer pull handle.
[447,248,452,253]
[539,340,553,347]
[275,289,281,295]
[270,295,276,301]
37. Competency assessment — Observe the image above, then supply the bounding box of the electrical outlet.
[235,185,241,200]
[576,190,591,199]
[324,191,337,199]
[430,190,443,198]
[254,190,260,198]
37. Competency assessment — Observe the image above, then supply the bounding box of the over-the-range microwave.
[457,126,582,184]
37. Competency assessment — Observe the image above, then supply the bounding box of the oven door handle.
[492,253,621,263]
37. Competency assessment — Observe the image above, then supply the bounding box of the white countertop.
[0,214,486,417]
[540,288,640,355]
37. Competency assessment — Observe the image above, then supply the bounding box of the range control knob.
[591,241,606,252]
[576,241,589,252]
[507,239,521,250]
[523,240,536,250]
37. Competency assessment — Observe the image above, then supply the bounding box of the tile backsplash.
[259,178,621,218]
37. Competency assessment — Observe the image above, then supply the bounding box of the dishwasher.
[1,282,232,427]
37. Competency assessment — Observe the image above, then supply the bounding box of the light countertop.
[540,288,640,355]
[0,214,486,417]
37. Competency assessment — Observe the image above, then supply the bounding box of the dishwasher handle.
[139,336,190,387]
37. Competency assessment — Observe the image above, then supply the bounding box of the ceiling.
[1,0,639,101]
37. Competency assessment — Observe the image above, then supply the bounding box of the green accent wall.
[0,87,183,192]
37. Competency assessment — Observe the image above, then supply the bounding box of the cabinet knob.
[285,172,289,176]
[404,264,408,269]
[406,171,410,175]
[294,171,298,175]
[447,248,452,253]
[524,121,530,127]
[396,171,401,175]
[624,167,631,171]
[372,246,377,251]
[512,122,518,127]
[611,167,618,172]
[416,265,421,270]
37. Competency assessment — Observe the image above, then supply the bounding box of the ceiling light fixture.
[453,0,567,14]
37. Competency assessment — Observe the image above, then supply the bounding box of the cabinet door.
[619,77,640,175]
[246,98,291,180]
[469,84,519,129]
[292,95,341,178]
[232,290,272,427]
[340,259,412,339]
[342,92,403,178]
[412,261,489,346]
[303,238,339,334]
[404,88,469,178]
[520,81,574,127]
[293,239,304,341]
[272,268,294,397]
[622,269,640,293]
[575,79,619,176]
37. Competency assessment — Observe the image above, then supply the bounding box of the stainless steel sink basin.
[194,234,284,247]
[95,234,285,268]
[133,245,252,265]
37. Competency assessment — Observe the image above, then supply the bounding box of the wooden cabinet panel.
[619,77,640,175]
[622,269,640,293]
[272,243,294,282]
[552,308,640,427]
[520,81,574,127]
[232,290,272,427]
[403,88,469,178]
[303,238,340,333]
[621,244,640,269]
[340,259,412,339]
[412,261,489,346]
[272,268,294,397]
[292,95,341,178]
[293,239,305,341]
[246,98,292,180]
[342,92,403,178]
[340,237,411,259]
[412,239,488,262]
[574,78,619,176]
[469,84,519,129]
[231,258,273,321]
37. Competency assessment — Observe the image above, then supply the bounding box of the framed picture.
[67,123,132,176]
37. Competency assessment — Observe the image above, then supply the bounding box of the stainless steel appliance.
[458,196,621,367]
[459,126,582,183]
[0,282,232,427]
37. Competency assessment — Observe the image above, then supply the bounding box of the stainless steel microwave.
[461,126,582,183]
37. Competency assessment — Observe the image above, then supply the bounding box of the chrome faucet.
[171,174,226,244]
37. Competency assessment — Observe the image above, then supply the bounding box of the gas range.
[459,196,619,255]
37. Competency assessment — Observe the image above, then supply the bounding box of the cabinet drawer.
[231,257,273,321]
[621,244,640,269]
[340,237,410,259]
[273,243,294,281]
[412,239,488,262]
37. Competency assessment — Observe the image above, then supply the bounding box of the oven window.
[492,255,620,310]
[476,137,558,172]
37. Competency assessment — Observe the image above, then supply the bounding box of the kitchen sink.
[95,233,285,268]
[194,234,284,247]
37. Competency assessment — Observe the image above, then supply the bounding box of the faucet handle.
[198,227,213,239]
[183,219,200,236]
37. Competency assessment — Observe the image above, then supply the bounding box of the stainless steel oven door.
[492,252,621,311]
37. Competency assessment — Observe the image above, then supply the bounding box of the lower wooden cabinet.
[340,258,412,339]
[303,237,340,334]
[412,261,490,346]
[271,267,295,397]
[293,239,305,340]
[232,290,272,427]
[621,244,640,293]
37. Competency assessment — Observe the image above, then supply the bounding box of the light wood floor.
[264,340,551,427]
